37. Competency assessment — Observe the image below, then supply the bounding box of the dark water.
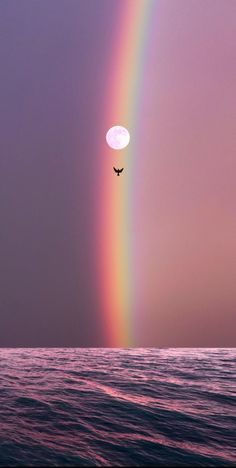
[0,348,235,467]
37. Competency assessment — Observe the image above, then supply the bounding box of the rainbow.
[98,0,157,347]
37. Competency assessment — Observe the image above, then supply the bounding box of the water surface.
[0,348,235,466]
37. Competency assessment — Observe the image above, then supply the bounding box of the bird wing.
[119,168,124,173]
[113,167,119,173]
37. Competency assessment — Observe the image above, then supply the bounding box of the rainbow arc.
[98,1,157,347]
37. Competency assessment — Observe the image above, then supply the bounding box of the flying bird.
[113,167,124,176]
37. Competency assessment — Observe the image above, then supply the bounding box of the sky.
[0,0,235,347]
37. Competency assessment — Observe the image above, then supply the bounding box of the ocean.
[0,348,235,466]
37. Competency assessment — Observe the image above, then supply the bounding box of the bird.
[113,167,124,176]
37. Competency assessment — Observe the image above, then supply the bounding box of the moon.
[106,125,130,150]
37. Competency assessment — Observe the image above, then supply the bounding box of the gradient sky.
[0,0,235,346]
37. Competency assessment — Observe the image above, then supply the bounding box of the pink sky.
[133,0,235,345]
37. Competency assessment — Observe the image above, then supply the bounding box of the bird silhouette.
[113,167,124,176]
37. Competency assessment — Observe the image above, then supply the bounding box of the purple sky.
[0,0,235,346]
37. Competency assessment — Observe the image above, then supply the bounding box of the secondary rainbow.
[98,0,156,347]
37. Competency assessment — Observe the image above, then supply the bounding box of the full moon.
[106,125,130,150]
